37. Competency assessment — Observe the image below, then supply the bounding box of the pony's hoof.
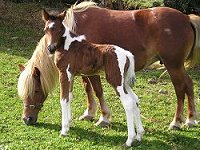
[185,119,198,128]
[168,125,181,130]
[79,115,94,121]
[185,123,195,128]
[95,120,111,127]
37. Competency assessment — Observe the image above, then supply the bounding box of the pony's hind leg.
[165,66,197,129]
[184,73,198,127]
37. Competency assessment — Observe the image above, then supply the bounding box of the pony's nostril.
[27,117,33,122]
[23,116,35,125]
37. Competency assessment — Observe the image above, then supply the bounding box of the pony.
[18,1,199,131]
[18,35,58,124]
[42,10,144,147]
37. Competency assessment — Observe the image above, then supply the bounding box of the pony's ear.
[58,10,66,21]
[32,67,40,77]
[42,9,49,22]
[18,64,25,72]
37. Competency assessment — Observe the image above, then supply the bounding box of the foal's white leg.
[117,86,137,147]
[126,86,144,141]
[60,98,70,136]
[60,92,73,136]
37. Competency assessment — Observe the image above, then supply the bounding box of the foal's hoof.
[168,125,181,130]
[122,141,141,149]
[122,143,131,149]
[95,120,111,128]
[60,133,67,137]
[79,115,94,121]
[132,140,142,147]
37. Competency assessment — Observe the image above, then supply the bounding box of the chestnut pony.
[18,2,199,132]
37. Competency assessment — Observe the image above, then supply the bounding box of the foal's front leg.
[59,70,74,136]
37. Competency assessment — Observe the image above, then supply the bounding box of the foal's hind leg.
[79,76,111,127]
[79,76,97,121]
[88,76,111,127]
[116,85,141,147]
[125,85,144,141]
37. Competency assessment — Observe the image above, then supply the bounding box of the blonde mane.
[18,1,98,99]
[18,35,58,99]
[63,1,98,33]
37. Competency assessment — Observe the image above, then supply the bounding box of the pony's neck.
[62,24,86,50]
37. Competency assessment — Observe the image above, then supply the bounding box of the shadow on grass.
[34,121,200,149]
[34,122,61,132]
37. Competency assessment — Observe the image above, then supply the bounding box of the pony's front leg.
[59,71,74,136]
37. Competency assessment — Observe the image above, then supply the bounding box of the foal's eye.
[51,27,55,31]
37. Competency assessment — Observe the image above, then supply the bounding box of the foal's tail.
[125,52,136,87]
[187,14,200,67]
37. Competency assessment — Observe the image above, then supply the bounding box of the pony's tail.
[186,14,200,67]
[125,53,136,87]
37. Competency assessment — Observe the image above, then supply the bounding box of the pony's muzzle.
[47,44,57,54]
[23,116,37,125]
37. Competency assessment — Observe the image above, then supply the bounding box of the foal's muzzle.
[47,44,57,54]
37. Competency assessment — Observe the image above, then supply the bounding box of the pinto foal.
[42,10,144,147]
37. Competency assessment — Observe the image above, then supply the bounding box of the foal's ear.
[18,64,25,72]
[32,67,40,78]
[42,9,49,22]
[58,10,66,21]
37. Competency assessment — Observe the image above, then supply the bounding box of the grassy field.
[0,1,200,150]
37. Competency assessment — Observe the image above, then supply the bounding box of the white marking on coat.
[66,64,72,81]
[164,28,172,35]
[60,98,69,135]
[62,23,86,50]
[131,12,135,21]
[114,46,144,146]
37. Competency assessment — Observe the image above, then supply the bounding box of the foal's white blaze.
[48,22,55,29]
[62,23,86,50]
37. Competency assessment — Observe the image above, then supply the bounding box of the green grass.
[0,1,200,150]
